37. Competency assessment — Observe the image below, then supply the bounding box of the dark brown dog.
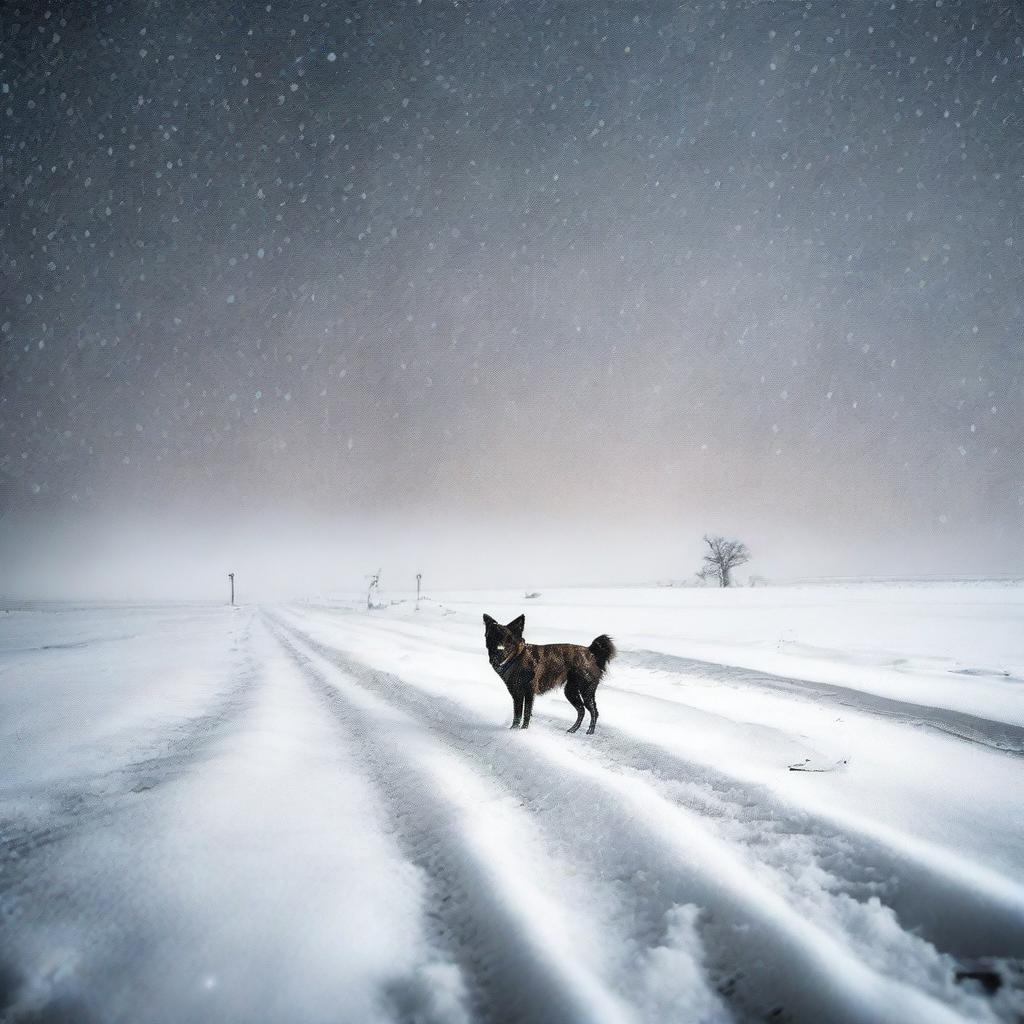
[483,613,616,734]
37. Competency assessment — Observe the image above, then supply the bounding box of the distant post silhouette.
[416,573,422,611]
[228,572,235,606]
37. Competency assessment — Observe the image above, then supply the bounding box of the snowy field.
[2,585,1023,1024]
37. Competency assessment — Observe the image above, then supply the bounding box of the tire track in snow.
[618,649,1024,757]
[265,613,644,1024]
[589,684,1024,941]
[271,611,1006,1024]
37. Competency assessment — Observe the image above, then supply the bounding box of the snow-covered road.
[2,588,1023,1023]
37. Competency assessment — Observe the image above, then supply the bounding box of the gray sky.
[2,0,1023,598]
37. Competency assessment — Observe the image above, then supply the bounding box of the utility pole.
[416,573,422,611]
[228,572,235,606]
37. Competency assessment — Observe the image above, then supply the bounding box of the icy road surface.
[2,587,1024,1023]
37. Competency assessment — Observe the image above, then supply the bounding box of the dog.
[483,613,616,734]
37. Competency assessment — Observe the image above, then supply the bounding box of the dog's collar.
[497,643,525,669]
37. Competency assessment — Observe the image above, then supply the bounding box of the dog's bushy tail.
[589,635,616,673]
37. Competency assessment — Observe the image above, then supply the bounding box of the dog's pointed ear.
[483,613,497,627]
[507,613,525,636]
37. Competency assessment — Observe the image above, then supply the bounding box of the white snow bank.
[0,610,469,1024]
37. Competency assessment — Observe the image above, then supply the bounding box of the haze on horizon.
[2,0,1022,601]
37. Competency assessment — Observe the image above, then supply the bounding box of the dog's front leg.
[510,691,524,729]
[521,690,534,730]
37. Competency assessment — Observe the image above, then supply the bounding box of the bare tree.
[697,535,750,588]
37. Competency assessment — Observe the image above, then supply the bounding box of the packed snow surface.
[2,584,1023,1023]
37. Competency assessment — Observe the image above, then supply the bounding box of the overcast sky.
[2,0,1022,598]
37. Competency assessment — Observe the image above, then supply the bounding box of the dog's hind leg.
[564,677,586,733]
[582,684,599,734]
